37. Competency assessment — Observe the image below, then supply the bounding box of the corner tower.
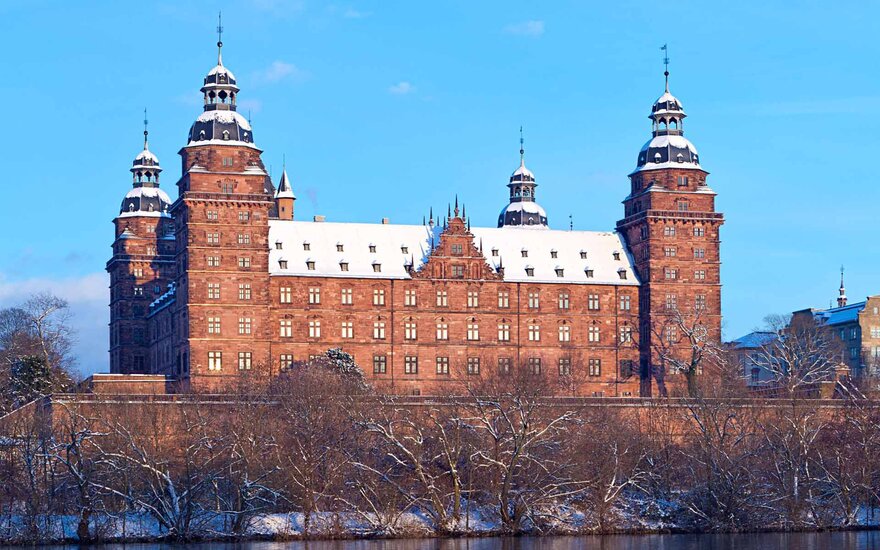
[107,115,175,374]
[168,26,275,389]
[616,68,724,396]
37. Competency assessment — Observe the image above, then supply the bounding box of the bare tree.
[755,314,843,395]
[652,306,720,398]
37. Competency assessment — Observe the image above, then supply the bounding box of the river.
[7,534,880,550]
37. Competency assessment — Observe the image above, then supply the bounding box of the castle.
[107,38,723,397]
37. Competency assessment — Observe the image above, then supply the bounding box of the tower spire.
[216,11,224,65]
[661,43,669,92]
[838,265,848,307]
[143,108,149,150]
[519,125,525,165]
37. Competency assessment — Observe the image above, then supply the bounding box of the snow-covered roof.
[185,138,260,150]
[268,220,639,286]
[815,302,866,326]
[134,148,159,164]
[207,63,236,81]
[511,161,534,179]
[640,135,698,155]
[729,331,777,350]
[632,134,702,174]
[196,109,252,131]
[275,168,295,199]
[499,201,547,223]
[124,186,171,202]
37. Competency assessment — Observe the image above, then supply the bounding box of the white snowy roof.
[185,138,260,150]
[275,168,295,199]
[499,201,548,228]
[207,63,236,81]
[511,160,535,179]
[124,186,172,203]
[268,220,638,286]
[640,134,698,155]
[196,109,252,131]
[134,148,160,164]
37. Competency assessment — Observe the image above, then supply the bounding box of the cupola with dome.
[498,130,549,229]
[119,112,172,217]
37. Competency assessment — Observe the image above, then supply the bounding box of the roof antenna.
[217,11,224,65]
[143,107,149,150]
[660,43,669,92]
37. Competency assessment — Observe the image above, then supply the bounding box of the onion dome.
[186,30,256,147]
[120,115,172,217]
[498,130,548,229]
[632,75,702,173]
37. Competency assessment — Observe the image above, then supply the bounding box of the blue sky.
[1,0,878,375]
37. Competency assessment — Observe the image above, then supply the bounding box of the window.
[664,247,676,257]
[373,289,385,306]
[580,250,588,259]
[665,325,678,343]
[751,367,760,383]
[336,243,344,252]
[620,295,631,311]
[238,257,251,268]
[373,263,382,273]
[558,292,570,309]
[369,244,377,253]
[676,200,689,212]
[694,248,706,259]
[695,294,707,311]
[208,317,221,335]
[280,287,292,303]
[436,321,448,340]
[555,268,564,277]
[664,268,678,280]
[133,286,144,297]
[278,260,288,269]
[872,327,880,339]
[851,347,859,359]
[133,267,144,277]
[401,246,408,254]
[521,249,528,258]
[613,252,621,261]
[467,321,480,341]
[373,355,387,374]
[207,256,220,268]
[341,321,353,339]
[208,351,222,371]
[588,294,600,310]
[308,287,321,304]
[238,352,252,370]
[558,357,572,375]
[467,290,479,308]
[851,328,859,340]
[467,357,480,375]
[550,250,558,259]
[436,357,450,375]
[525,267,535,277]
[279,354,294,371]
[206,210,219,221]
[308,320,321,338]
[373,321,386,339]
[451,243,463,255]
[498,291,510,308]
[491,248,499,257]
[306,261,316,271]
[694,226,705,237]
[339,261,349,272]
[208,283,221,300]
[695,269,707,281]
[588,325,601,343]
[558,324,571,342]
[528,357,542,374]
[677,175,689,187]
[303,242,310,251]
[664,226,676,237]
[405,320,417,340]
[451,265,465,278]
[528,324,540,341]
[589,358,601,377]
[280,320,293,337]
[498,323,510,342]
[405,289,417,306]
[585,269,594,278]
[665,294,678,310]
[404,356,418,374]
[498,357,512,374]
[238,211,249,222]
[222,156,234,167]
[619,325,633,343]
[341,288,353,305]
[436,290,448,307]
[238,283,252,300]
[528,292,540,309]
[237,233,251,245]
[275,241,283,250]
[238,317,252,335]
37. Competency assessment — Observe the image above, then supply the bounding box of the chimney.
[382,217,390,225]
[313,215,325,222]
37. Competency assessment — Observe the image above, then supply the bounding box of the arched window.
[222,130,230,140]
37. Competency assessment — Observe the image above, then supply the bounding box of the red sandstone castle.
[107,39,723,397]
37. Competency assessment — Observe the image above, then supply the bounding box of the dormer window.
[550,250,558,258]
[275,241,283,250]
[491,248,498,257]
[369,244,377,253]
[654,152,662,163]
[676,153,684,163]
[401,246,408,254]
[585,268,594,278]
[222,130,230,141]
[613,251,621,261]
[521,249,528,258]
[373,262,382,273]
[525,267,534,277]
[580,251,587,259]
[337,243,344,252]
[278,260,288,269]
[555,268,564,277]
[306,260,315,271]
[303,242,310,251]
[618,269,628,280]
[340,261,349,272]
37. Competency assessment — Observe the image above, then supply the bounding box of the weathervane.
[143,108,149,149]
[217,12,224,64]
[661,43,669,91]
[519,125,525,163]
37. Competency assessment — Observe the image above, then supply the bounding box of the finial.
[569,214,573,231]
[423,215,426,225]
[217,11,224,65]
[462,203,466,219]
[143,107,149,150]
[282,153,286,172]
[840,265,845,288]
[248,109,252,125]
[838,265,848,307]
[660,43,669,92]
[447,203,451,218]
[519,125,525,164]
[429,206,433,222]
[454,195,459,217]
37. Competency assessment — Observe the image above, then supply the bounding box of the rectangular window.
[451,265,465,278]
[666,325,677,343]
[133,286,144,297]
[528,324,540,342]
[664,226,676,237]
[467,357,480,375]
[237,233,251,245]
[280,320,293,337]
[404,356,419,375]
[238,210,249,222]
[558,292,570,309]
[309,287,321,305]
[694,248,706,259]
[467,322,480,341]
[436,357,450,375]
[619,326,633,343]
[436,290,448,307]
[695,294,707,311]
[467,290,479,308]
[373,321,386,340]
[498,323,510,342]
[588,294,600,310]
[664,268,678,280]
[451,243,463,255]
[279,354,293,371]
[238,317,252,335]
[620,295,631,311]
[132,267,144,277]
[373,289,385,306]
[528,292,540,309]
[208,317,221,335]
[280,287,292,303]
[664,247,677,257]
[222,157,234,167]
[676,200,689,212]
[694,227,705,237]
[528,357,542,375]
[436,322,448,340]
[588,358,601,377]
[238,283,252,300]
[208,351,222,371]
[871,327,880,339]
[677,175,689,187]
[238,257,251,268]
[207,232,220,245]
[558,324,571,342]
[405,320,417,340]
[559,357,572,375]
[341,321,353,339]
[208,283,221,300]
[498,291,510,308]
[665,294,678,310]
[308,320,321,338]
[206,210,219,221]
[207,256,220,268]
[589,326,601,343]
[695,269,707,281]
[498,357,512,374]
[341,288,353,305]
[238,352,252,370]
[373,355,387,374]
[405,289,417,306]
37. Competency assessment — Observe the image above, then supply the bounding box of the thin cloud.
[388,81,415,95]
[343,7,370,18]
[504,20,545,37]
[252,61,308,86]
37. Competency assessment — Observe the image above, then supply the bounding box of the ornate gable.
[414,216,501,281]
